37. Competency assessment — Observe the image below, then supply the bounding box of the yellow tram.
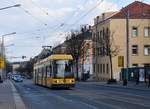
[33,54,75,88]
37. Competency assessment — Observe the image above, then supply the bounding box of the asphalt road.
[14,80,150,109]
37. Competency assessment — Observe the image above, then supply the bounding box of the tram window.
[45,66,47,78]
[39,68,42,77]
[49,65,52,77]
[39,68,41,77]
[65,61,72,72]
[47,67,50,77]
[53,61,57,78]
[53,61,57,73]
[43,67,46,77]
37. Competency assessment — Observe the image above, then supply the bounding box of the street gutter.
[10,81,27,109]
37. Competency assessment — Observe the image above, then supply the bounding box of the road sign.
[0,57,5,69]
[118,56,124,67]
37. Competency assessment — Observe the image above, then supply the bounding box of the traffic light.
[22,56,26,59]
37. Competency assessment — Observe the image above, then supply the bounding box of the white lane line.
[72,89,150,109]
[78,90,150,108]
[10,81,27,109]
[73,93,124,109]
[46,92,99,109]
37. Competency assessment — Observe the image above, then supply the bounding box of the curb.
[96,84,150,91]
[79,82,150,91]
[10,81,27,109]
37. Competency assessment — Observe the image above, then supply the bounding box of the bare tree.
[65,26,92,80]
[97,29,120,80]
[106,31,119,80]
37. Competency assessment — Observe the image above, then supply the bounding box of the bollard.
[123,79,127,86]
[0,76,3,83]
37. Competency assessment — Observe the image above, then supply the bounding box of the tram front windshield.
[53,60,73,78]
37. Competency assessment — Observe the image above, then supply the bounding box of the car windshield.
[53,60,73,78]
[14,75,21,78]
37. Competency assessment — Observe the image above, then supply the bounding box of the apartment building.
[92,1,150,80]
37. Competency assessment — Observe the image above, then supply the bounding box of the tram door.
[45,66,48,86]
[41,68,44,85]
[34,70,37,84]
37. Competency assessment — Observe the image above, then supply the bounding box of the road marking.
[10,81,27,109]
[72,93,124,109]
[79,102,99,109]
[73,88,150,109]
[77,90,150,107]
[45,92,99,109]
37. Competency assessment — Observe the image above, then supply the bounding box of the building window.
[132,27,138,37]
[144,64,150,67]
[132,64,138,67]
[132,45,138,55]
[98,64,99,73]
[93,64,95,72]
[92,33,95,40]
[100,30,102,38]
[99,64,101,73]
[144,27,150,37]
[144,45,150,56]
[100,64,102,73]
[97,32,99,41]
[106,64,109,74]
[103,64,105,73]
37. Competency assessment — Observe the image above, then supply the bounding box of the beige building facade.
[92,1,150,80]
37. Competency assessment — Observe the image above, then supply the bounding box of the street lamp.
[1,32,16,57]
[5,44,15,47]
[0,4,21,10]
[0,32,16,79]
[0,4,20,80]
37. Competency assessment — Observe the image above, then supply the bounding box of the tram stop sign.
[0,57,5,69]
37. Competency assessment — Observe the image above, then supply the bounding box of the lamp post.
[5,44,15,47]
[0,32,16,80]
[1,32,16,59]
[0,4,20,80]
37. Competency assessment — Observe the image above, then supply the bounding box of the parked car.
[13,75,23,82]
[0,76,3,83]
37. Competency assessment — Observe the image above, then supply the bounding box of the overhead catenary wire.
[61,0,89,26]
[19,7,48,26]
[61,0,104,32]
[71,0,104,26]
[5,0,48,26]
[27,0,62,23]
[50,0,104,35]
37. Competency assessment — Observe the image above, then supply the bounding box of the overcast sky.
[0,0,149,62]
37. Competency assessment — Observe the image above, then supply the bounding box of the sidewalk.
[79,81,150,91]
[0,80,27,109]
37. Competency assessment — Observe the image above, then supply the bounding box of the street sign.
[118,56,124,67]
[0,57,5,69]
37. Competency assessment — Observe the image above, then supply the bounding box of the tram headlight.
[54,80,59,83]
[71,79,74,83]
[56,80,59,83]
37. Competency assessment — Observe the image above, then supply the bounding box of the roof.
[48,54,73,60]
[93,1,150,26]
[111,1,150,19]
